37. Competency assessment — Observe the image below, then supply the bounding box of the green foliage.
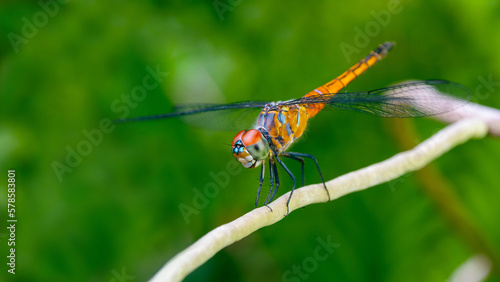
[1,0,499,281]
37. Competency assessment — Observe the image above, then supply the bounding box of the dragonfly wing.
[114,101,268,131]
[173,104,264,131]
[288,80,472,118]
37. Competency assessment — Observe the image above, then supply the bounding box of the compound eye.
[232,130,246,146]
[243,130,269,160]
[241,129,262,146]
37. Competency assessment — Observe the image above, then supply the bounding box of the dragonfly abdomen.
[303,41,395,118]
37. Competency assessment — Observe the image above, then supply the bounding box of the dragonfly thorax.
[232,129,270,169]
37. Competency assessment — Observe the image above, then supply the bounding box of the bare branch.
[150,118,489,281]
[390,80,500,137]
[434,102,500,137]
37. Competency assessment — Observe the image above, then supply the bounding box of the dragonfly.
[116,42,471,215]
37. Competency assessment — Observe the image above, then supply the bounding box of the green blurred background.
[1,0,500,281]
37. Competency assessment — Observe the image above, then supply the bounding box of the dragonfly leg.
[264,158,275,206]
[268,160,280,204]
[254,162,265,208]
[287,152,331,201]
[282,153,305,187]
[263,158,274,212]
[275,156,296,216]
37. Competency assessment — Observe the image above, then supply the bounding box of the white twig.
[434,102,500,137]
[150,118,489,281]
[393,79,500,137]
[449,254,492,282]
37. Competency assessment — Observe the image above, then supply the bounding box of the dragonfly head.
[232,129,270,168]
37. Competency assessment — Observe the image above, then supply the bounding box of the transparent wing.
[172,104,264,131]
[115,80,471,130]
[114,101,269,131]
[284,80,472,117]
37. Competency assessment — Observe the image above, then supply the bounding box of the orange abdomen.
[304,42,394,118]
